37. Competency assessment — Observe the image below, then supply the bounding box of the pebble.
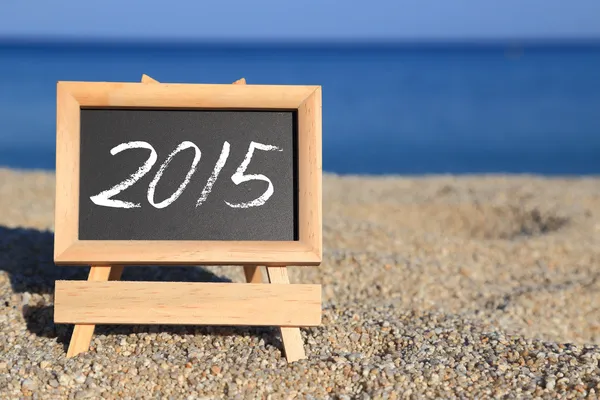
[21,379,37,391]
[75,389,97,399]
[58,374,72,386]
[0,170,599,398]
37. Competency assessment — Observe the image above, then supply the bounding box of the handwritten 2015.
[90,140,282,209]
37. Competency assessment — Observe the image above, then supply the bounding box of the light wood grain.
[57,81,317,109]
[266,266,308,362]
[142,74,245,86]
[108,265,124,280]
[244,265,263,283]
[298,87,323,261]
[55,240,320,265]
[55,281,322,326]
[54,85,80,259]
[66,265,123,357]
[54,80,322,266]
[141,74,158,83]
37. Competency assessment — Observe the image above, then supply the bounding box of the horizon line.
[2,35,600,48]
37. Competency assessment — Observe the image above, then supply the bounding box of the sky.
[1,0,600,41]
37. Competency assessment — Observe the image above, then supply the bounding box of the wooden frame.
[55,281,321,326]
[54,81,322,266]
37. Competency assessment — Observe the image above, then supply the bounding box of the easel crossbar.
[54,281,321,326]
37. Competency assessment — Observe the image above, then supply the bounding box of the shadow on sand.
[0,225,281,353]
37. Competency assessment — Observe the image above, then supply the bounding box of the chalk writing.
[90,140,281,210]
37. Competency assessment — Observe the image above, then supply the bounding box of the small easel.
[64,75,310,362]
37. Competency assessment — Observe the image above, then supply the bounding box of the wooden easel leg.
[266,266,307,362]
[243,266,263,283]
[66,265,124,358]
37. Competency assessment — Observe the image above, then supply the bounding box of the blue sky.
[1,0,599,41]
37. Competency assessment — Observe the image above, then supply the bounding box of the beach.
[1,167,599,398]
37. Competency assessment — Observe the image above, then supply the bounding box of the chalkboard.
[54,80,323,368]
[78,108,298,241]
[54,81,321,265]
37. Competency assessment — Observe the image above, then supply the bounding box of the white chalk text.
[89,140,282,209]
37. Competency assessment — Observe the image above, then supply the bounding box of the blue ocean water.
[0,41,599,175]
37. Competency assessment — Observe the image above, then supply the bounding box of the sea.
[1,40,599,175]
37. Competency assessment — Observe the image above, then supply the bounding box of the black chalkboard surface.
[78,109,297,241]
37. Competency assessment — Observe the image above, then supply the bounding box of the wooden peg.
[141,74,159,83]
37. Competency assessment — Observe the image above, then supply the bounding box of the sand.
[0,168,599,399]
